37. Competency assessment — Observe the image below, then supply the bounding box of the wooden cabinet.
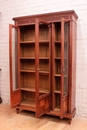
[9,10,78,124]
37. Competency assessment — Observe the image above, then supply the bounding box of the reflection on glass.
[63,22,69,96]
[12,28,18,90]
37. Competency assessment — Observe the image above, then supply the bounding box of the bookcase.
[9,10,78,124]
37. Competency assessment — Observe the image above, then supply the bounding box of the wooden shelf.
[21,99,35,107]
[54,107,60,112]
[20,40,49,44]
[39,71,49,74]
[21,87,49,94]
[39,57,49,60]
[20,41,35,44]
[39,40,49,43]
[55,41,61,44]
[54,90,61,94]
[21,87,35,92]
[39,88,49,93]
[54,57,61,60]
[20,57,35,60]
[54,74,61,77]
[20,70,35,73]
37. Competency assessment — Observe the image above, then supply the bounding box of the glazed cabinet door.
[35,19,51,117]
[60,19,70,118]
[51,19,69,118]
[9,24,20,108]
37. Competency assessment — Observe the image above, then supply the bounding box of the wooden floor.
[0,104,87,130]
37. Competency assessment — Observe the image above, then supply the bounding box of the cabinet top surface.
[13,10,78,25]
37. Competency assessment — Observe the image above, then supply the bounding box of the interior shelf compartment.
[21,91,35,107]
[54,93,60,111]
[54,43,61,58]
[20,25,35,41]
[20,59,35,71]
[54,22,61,41]
[54,76,61,92]
[39,42,49,58]
[20,72,35,90]
[54,59,61,74]
[39,59,49,72]
[39,24,49,41]
[20,44,35,58]
[39,73,50,93]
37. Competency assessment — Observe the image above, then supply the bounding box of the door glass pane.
[63,22,69,96]
[12,28,18,90]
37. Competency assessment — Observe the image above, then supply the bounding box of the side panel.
[9,24,20,108]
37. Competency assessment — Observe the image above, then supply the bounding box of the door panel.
[12,90,20,107]
[35,19,51,117]
[60,19,69,118]
[9,24,20,108]
[37,94,51,117]
[61,96,68,117]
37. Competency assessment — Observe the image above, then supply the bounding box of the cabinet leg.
[73,111,76,118]
[16,108,19,114]
[68,119,72,125]
[73,113,75,118]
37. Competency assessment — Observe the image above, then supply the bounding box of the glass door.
[60,19,69,118]
[35,19,51,117]
[9,24,20,108]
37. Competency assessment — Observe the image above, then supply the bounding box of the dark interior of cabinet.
[20,72,35,90]
[20,44,35,58]
[39,74,49,93]
[20,25,35,41]
[21,91,35,107]
[55,22,61,41]
[39,24,49,41]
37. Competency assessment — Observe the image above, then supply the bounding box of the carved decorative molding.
[17,15,72,25]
